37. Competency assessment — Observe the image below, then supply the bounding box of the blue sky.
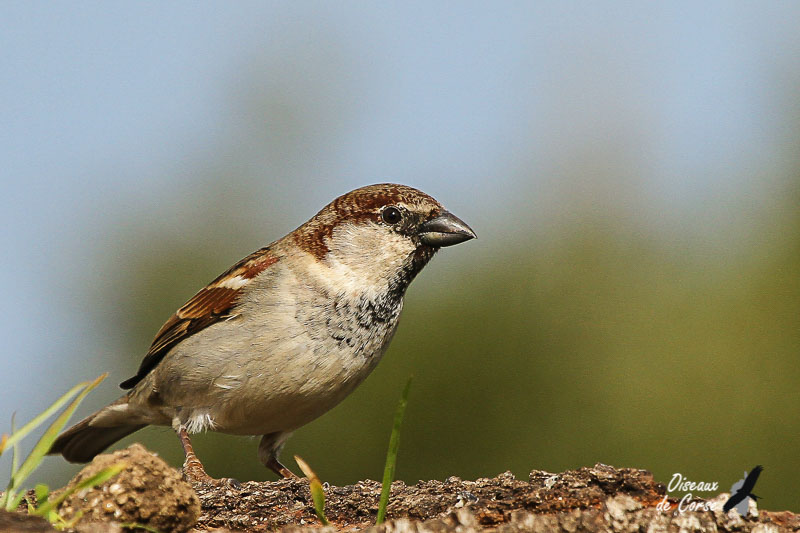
[2,2,800,483]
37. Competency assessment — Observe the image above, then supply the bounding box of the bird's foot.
[267,456,299,480]
[181,455,242,488]
[182,456,214,484]
[176,422,229,485]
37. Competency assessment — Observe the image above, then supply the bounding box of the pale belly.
[144,295,401,435]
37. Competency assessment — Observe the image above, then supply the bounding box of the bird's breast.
[183,281,405,435]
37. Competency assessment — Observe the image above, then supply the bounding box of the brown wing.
[119,247,279,389]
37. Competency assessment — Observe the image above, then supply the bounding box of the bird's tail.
[48,397,146,463]
[750,493,760,501]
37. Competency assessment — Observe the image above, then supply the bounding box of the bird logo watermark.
[656,473,719,514]
[655,466,763,516]
[723,465,763,516]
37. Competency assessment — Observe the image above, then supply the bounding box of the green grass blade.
[28,484,49,516]
[6,374,107,504]
[376,376,413,524]
[0,380,94,457]
[7,489,27,512]
[1,416,20,509]
[309,479,328,525]
[295,455,329,525]
[34,484,49,505]
[32,462,126,518]
[10,415,18,476]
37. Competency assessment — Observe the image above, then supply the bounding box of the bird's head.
[291,183,476,297]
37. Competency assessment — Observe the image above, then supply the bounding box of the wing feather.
[119,247,278,389]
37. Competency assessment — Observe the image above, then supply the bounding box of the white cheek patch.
[323,224,416,297]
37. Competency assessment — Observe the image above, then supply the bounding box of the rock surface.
[190,462,799,532]
[7,445,795,532]
[57,443,200,533]
[0,509,58,532]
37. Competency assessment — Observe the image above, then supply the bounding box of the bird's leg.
[259,432,299,479]
[267,455,299,480]
[175,423,213,483]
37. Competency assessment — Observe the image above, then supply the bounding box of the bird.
[49,183,476,481]
[723,465,763,514]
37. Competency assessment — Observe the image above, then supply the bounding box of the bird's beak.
[419,211,477,247]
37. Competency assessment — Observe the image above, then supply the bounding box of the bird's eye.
[381,206,403,225]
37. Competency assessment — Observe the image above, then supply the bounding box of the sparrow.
[49,183,475,481]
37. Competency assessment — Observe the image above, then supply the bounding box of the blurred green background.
[2,2,799,512]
